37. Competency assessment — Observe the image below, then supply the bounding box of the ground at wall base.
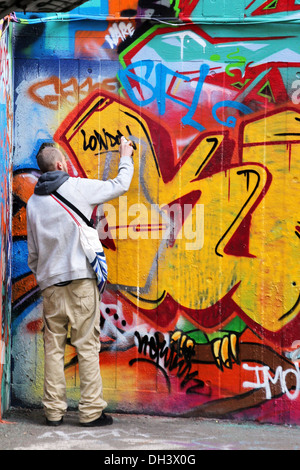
[0,407,300,450]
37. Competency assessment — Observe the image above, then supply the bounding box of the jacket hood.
[34,171,70,195]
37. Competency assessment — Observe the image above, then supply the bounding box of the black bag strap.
[52,190,94,228]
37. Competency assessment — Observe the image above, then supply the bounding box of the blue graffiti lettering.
[119,60,157,107]
[119,61,252,132]
[181,63,209,132]
[212,100,252,127]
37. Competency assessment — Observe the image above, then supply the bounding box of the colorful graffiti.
[0,23,13,419]
[11,0,300,424]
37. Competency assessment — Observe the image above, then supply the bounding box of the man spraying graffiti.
[26,137,134,427]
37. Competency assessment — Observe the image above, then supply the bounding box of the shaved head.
[36,143,68,173]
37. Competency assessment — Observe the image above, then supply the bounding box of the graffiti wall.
[0,17,13,419]
[11,0,300,424]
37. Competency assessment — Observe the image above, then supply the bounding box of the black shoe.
[81,412,113,427]
[46,417,63,427]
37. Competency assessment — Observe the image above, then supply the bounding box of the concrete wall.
[10,0,300,424]
[0,17,13,418]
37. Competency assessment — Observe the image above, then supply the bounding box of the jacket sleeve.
[26,207,38,275]
[77,155,134,205]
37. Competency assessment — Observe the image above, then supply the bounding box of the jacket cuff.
[119,155,134,166]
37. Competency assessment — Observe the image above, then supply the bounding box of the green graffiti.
[225,48,247,77]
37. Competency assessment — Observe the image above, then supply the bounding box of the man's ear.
[55,160,63,171]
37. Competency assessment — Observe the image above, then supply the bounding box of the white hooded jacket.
[26,156,134,291]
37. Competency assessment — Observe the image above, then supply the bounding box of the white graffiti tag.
[243,363,300,400]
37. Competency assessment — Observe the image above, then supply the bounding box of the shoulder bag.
[51,190,107,295]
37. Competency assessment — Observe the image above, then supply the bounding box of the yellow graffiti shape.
[62,95,268,316]
[60,95,300,334]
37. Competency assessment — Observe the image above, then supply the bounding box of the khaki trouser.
[42,278,107,423]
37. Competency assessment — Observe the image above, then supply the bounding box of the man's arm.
[76,136,134,205]
[26,207,38,275]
